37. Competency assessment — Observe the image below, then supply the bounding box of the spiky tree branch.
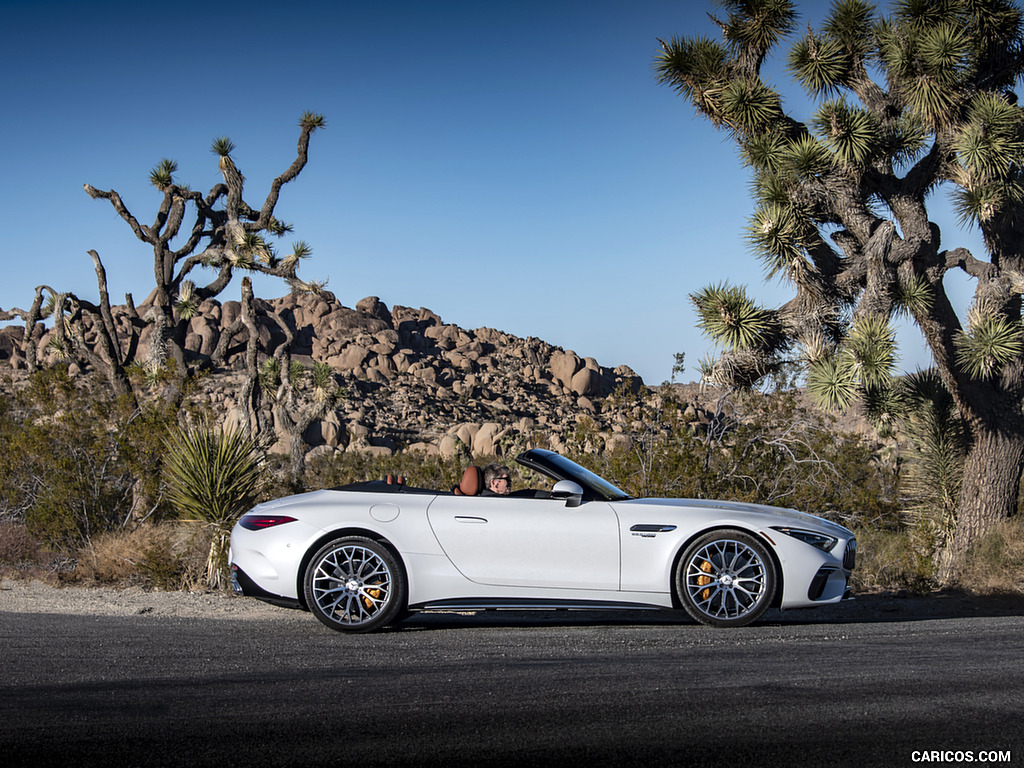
[77,113,326,376]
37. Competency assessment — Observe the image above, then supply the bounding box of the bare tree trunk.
[22,288,48,372]
[276,397,331,485]
[938,422,1024,584]
[237,278,263,441]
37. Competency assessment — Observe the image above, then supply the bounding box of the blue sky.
[1,0,979,385]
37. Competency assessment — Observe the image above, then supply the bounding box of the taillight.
[238,515,297,530]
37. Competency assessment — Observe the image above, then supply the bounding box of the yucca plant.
[265,217,295,237]
[163,423,266,589]
[280,241,312,274]
[259,358,282,393]
[787,29,847,95]
[812,99,877,165]
[806,354,859,410]
[955,304,1024,379]
[691,282,777,351]
[78,114,325,397]
[288,277,330,296]
[210,136,236,158]
[148,158,178,190]
[311,361,335,404]
[893,272,934,319]
[45,335,71,362]
[173,281,200,321]
[298,111,327,131]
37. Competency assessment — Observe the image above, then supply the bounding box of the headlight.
[771,527,838,552]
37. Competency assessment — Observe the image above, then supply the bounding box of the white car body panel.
[426,495,620,590]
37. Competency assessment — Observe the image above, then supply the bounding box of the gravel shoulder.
[0,578,290,620]
[3,577,1021,623]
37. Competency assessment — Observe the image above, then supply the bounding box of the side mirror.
[551,480,584,508]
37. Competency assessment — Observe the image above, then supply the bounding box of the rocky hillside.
[1,291,656,460]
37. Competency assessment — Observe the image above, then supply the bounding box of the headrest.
[454,465,483,496]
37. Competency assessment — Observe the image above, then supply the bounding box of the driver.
[481,463,512,495]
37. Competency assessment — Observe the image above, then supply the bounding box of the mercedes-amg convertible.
[229,448,856,632]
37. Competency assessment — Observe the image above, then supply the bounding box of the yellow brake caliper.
[363,585,382,610]
[697,560,713,601]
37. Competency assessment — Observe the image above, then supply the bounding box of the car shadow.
[767,589,1024,626]
[391,590,1024,632]
[394,608,693,631]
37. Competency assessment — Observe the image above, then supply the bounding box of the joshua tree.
[19,112,326,397]
[655,0,1024,581]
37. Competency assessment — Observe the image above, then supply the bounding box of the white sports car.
[229,449,856,632]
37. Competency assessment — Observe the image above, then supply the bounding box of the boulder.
[221,301,241,328]
[331,344,369,372]
[355,296,393,327]
[438,434,461,459]
[472,422,505,457]
[549,351,582,388]
[303,411,344,448]
[454,422,481,448]
[570,366,605,398]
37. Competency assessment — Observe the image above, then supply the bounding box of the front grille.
[844,539,857,571]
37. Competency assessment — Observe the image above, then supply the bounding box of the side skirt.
[409,597,669,612]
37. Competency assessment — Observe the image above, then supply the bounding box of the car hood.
[617,497,852,536]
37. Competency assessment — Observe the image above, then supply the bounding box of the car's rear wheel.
[676,530,776,628]
[304,536,407,633]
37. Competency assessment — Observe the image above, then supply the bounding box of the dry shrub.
[72,522,209,590]
[850,526,934,593]
[956,517,1024,595]
[0,523,40,565]
[0,523,61,582]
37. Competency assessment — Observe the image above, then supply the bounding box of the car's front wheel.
[675,530,776,628]
[304,536,407,633]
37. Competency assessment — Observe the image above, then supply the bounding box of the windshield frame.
[515,449,631,501]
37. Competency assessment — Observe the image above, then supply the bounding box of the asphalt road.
[2,601,1022,768]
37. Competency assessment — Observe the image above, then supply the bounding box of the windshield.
[540,453,631,501]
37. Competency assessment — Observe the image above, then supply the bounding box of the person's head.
[483,463,512,495]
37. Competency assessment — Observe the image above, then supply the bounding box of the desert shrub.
[0,522,72,582]
[955,517,1024,595]
[74,526,162,585]
[302,450,469,494]
[138,526,209,591]
[0,523,41,567]
[70,522,208,589]
[0,369,177,550]
[589,386,898,526]
[848,526,934,593]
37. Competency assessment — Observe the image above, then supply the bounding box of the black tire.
[303,536,407,633]
[675,530,776,628]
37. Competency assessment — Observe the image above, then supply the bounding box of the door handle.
[454,516,488,523]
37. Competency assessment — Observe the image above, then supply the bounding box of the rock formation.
[2,291,651,460]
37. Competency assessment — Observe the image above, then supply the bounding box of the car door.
[426,494,620,590]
